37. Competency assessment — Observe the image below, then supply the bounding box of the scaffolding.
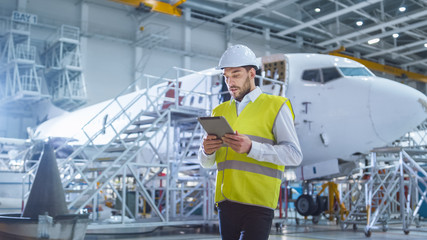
[0,17,49,107]
[43,25,87,111]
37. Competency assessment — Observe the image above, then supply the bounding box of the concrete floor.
[84,221,427,240]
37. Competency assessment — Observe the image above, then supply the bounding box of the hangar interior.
[0,0,427,239]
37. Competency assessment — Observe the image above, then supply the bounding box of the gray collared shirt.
[199,87,302,168]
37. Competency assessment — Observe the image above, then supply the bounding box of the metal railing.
[341,146,427,237]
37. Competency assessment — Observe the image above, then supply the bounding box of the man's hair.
[243,65,256,72]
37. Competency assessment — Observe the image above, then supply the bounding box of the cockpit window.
[302,69,321,83]
[302,68,341,83]
[339,67,373,76]
[322,67,341,83]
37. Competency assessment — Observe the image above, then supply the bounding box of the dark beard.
[234,76,252,101]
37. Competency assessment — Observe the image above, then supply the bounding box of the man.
[199,44,303,240]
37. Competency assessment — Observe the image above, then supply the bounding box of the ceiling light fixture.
[392,33,399,38]
[315,8,321,13]
[424,43,427,48]
[368,38,380,44]
[399,6,406,12]
[356,21,363,26]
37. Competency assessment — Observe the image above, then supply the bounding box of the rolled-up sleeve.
[247,102,303,166]
[198,142,216,168]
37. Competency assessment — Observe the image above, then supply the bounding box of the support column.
[80,2,89,86]
[134,23,145,89]
[225,23,232,48]
[264,27,271,56]
[184,7,191,70]
[16,0,27,11]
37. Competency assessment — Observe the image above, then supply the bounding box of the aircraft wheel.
[311,195,326,216]
[404,230,410,235]
[353,224,358,231]
[296,194,315,216]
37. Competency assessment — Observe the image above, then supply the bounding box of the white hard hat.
[217,44,259,70]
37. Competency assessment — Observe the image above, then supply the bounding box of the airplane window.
[339,67,373,76]
[322,67,341,83]
[302,69,321,83]
[198,96,204,104]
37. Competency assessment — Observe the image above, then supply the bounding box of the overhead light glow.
[315,8,321,13]
[368,38,380,44]
[392,33,399,38]
[356,21,363,26]
[424,43,427,48]
[399,6,406,12]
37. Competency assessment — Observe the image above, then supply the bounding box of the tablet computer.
[198,116,234,139]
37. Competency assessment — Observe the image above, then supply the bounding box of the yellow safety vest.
[212,93,294,209]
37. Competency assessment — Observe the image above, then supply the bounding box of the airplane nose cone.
[369,78,427,143]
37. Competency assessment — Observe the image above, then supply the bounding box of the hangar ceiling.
[181,0,427,76]
[178,0,427,78]
[74,0,427,83]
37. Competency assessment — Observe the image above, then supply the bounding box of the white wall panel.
[0,113,33,138]
[0,0,16,16]
[27,0,80,27]
[85,1,135,41]
[84,37,133,104]
[142,50,181,78]
[190,21,225,63]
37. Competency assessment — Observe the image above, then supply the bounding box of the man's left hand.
[222,131,252,154]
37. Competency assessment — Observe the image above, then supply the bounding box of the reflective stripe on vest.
[217,160,283,180]
[246,135,275,145]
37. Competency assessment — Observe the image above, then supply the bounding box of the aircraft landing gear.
[295,194,327,218]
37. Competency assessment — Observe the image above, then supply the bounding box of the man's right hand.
[202,134,223,155]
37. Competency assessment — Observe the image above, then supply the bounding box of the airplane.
[33,52,427,167]
[25,53,427,220]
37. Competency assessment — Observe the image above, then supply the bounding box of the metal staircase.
[21,68,219,231]
[341,147,427,237]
